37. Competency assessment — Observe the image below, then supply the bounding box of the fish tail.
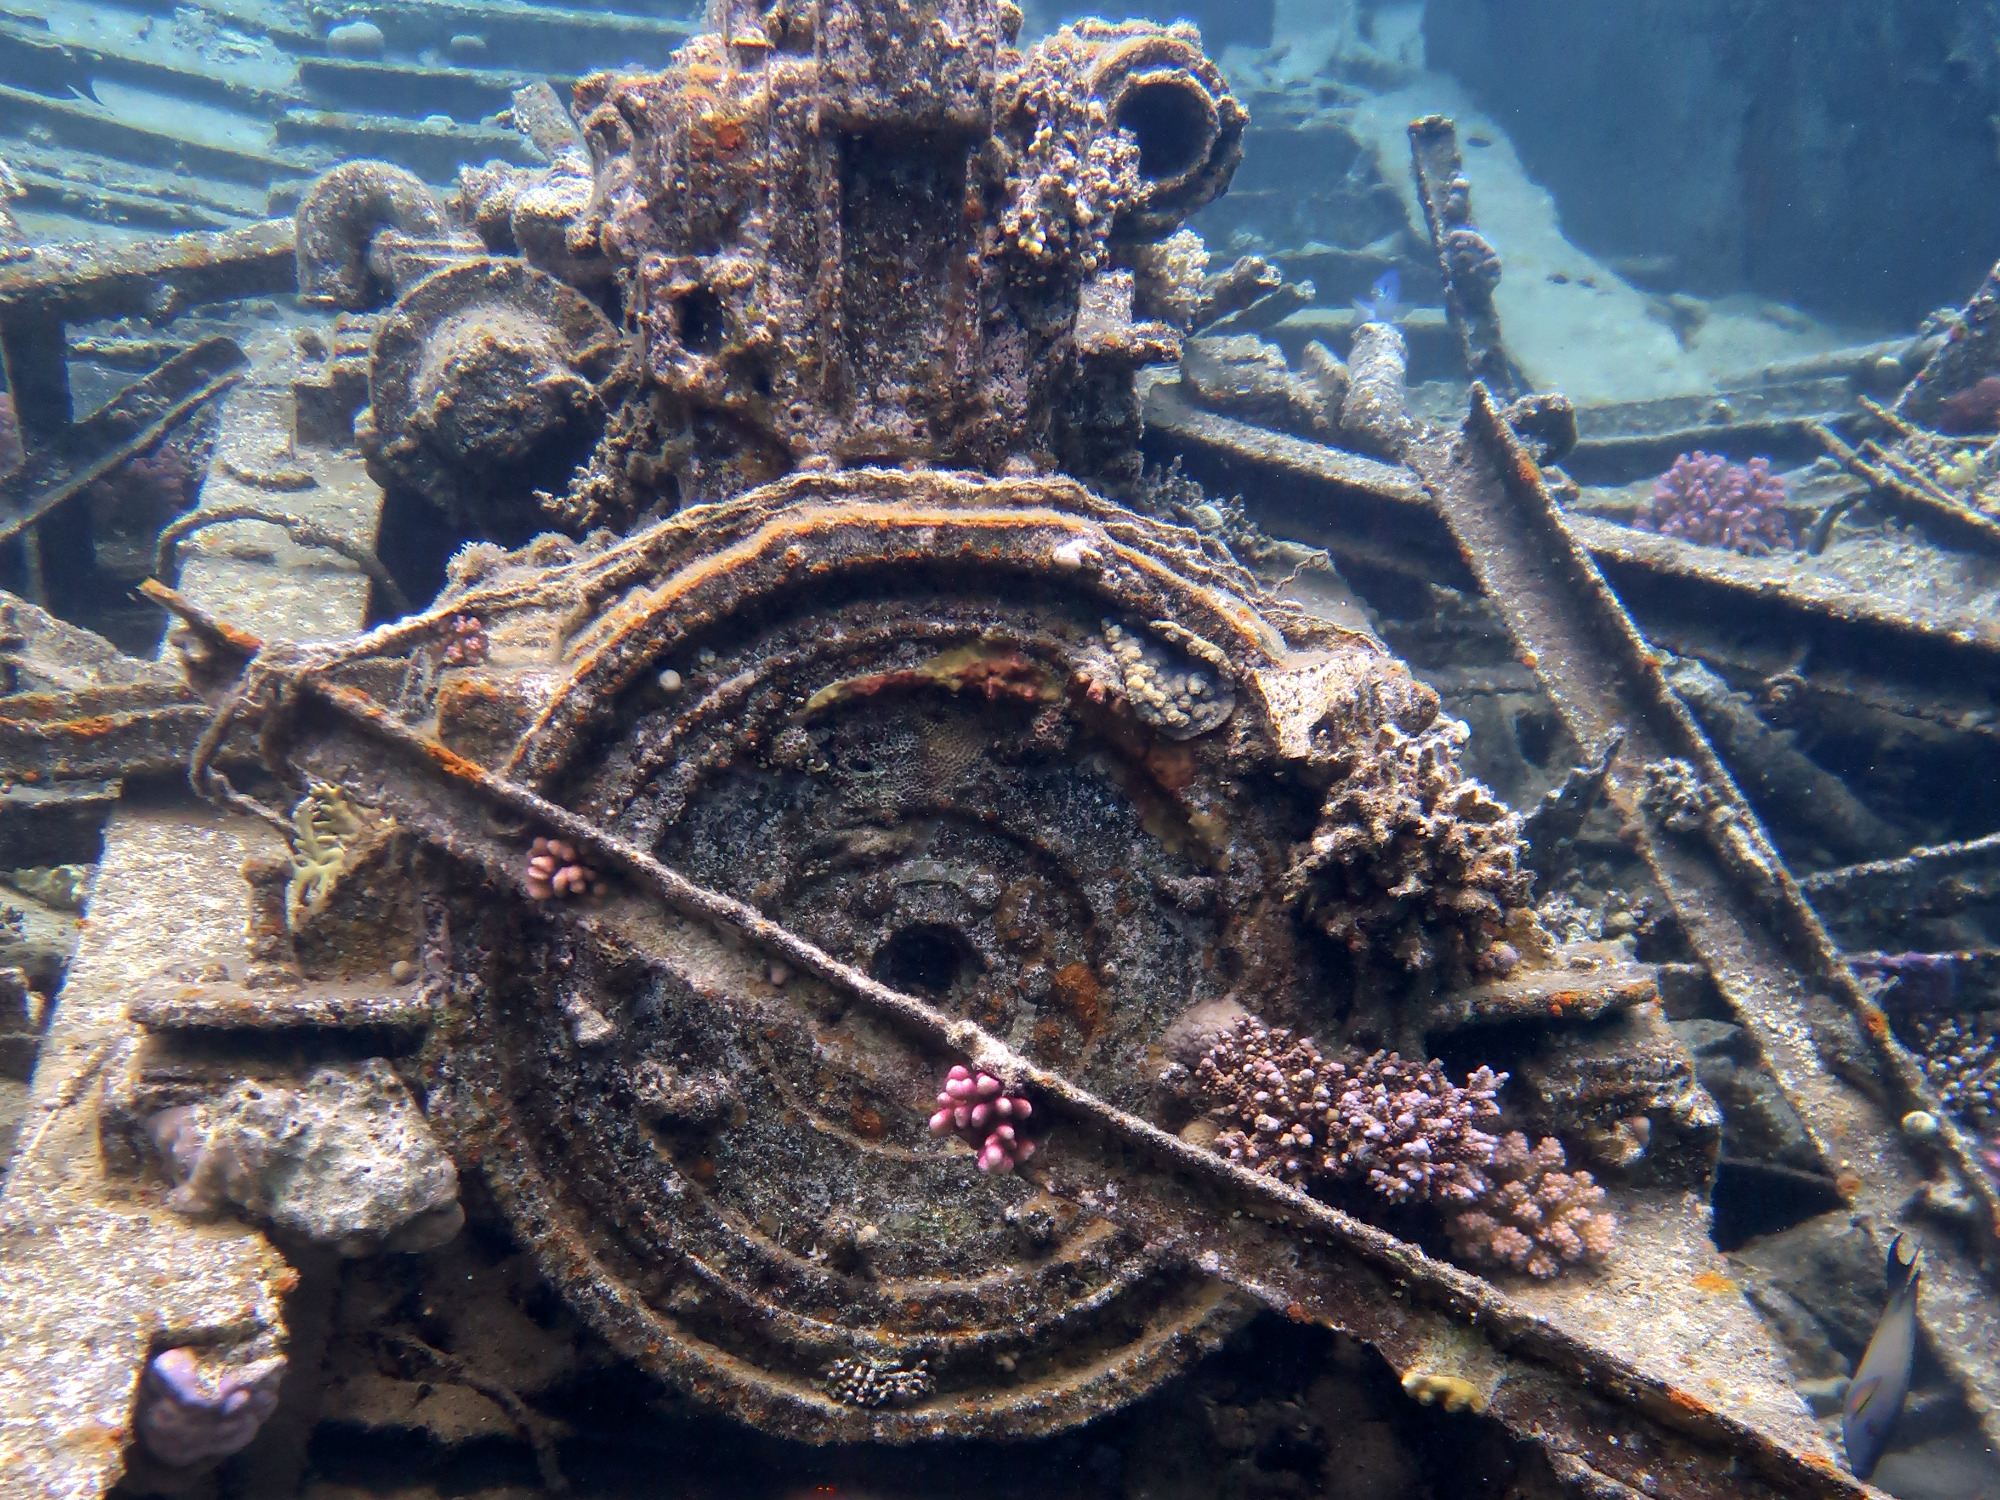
[1885,1234,1923,1303]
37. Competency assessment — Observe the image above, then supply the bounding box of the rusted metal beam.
[1802,831,2000,938]
[1568,510,2000,656]
[0,222,287,456]
[0,338,248,547]
[1812,419,2000,558]
[0,586,238,785]
[0,219,296,326]
[1147,381,2000,670]
[1412,385,2000,1438]
[1140,378,1472,584]
[1408,115,1521,399]
[0,683,215,784]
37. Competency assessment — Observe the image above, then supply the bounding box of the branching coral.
[438,614,489,667]
[1192,1017,1505,1203]
[1284,717,1531,977]
[1446,1132,1617,1278]
[930,1064,1038,1172]
[1187,1018,1613,1276]
[1638,451,1793,555]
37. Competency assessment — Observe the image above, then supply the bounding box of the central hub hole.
[872,923,978,997]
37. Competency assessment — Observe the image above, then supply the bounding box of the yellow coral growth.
[286,782,389,927]
[1401,1371,1487,1414]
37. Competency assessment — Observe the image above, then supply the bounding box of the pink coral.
[1637,451,1793,555]
[439,614,489,667]
[1446,1132,1617,1278]
[1193,1017,1505,1204]
[526,837,597,899]
[929,1064,1037,1172]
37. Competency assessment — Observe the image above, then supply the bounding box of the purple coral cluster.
[1192,1017,1505,1204]
[930,1065,1037,1172]
[135,1346,286,1468]
[1446,1132,1617,1279]
[1638,451,1793,555]
[1188,1016,1619,1276]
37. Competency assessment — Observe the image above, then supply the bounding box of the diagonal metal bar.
[0,337,247,546]
[219,658,1873,1500]
[0,220,297,325]
[1409,384,2000,1441]
[1408,114,1522,399]
[1810,419,2000,558]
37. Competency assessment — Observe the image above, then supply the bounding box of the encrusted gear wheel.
[333,468,1459,1440]
[357,256,633,534]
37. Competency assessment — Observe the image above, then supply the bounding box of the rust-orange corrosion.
[1052,962,1103,1036]
[802,645,1058,716]
[1,713,129,740]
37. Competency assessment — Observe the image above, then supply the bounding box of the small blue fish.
[1353,268,1405,325]
[1843,1233,1922,1480]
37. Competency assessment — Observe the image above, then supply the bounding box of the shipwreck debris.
[0,6,1991,1497]
[1406,383,2000,1438]
[1408,115,1521,401]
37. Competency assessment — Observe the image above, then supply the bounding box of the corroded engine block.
[303,0,1241,533]
[567,1,1242,511]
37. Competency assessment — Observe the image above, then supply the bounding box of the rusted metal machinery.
[3,1,1996,1496]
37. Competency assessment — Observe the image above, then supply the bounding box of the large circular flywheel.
[382,469,1458,1440]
